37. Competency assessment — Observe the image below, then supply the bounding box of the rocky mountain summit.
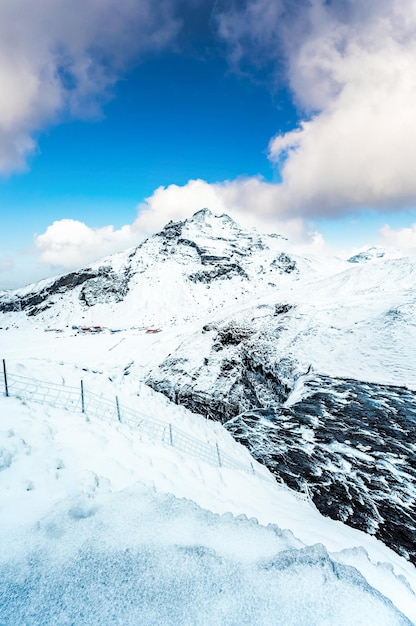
[0,209,300,325]
[1,208,415,563]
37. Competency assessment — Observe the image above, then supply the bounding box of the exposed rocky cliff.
[145,312,416,564]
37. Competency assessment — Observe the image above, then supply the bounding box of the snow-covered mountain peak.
[182,207,254,241]
[0,209,414,344]
[347,246,405,264]
[0,209,302,325]
[184,207,232,227]
[183,207,243,232]
[150,208,270,262]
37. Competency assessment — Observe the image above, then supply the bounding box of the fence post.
[303,480,312,502]
[216,442,222,468]
[169,423,173,446]
[250,462,255,475]
[116,396,121,422]
[80,380,85,414]
[3,359,8,397]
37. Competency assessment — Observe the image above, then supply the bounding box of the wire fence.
[2,360,310,503]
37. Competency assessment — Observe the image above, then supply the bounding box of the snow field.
[0,382,415,622]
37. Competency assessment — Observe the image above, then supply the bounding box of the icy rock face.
[0,270,98,315]
[149,211,253,282]
[270,252,298,274]
[225,375,416,564]
[79,268,130,306]
[146,308,300,421]
[0,266,131,315]
[146,303,416,564]
[142,208,291,283]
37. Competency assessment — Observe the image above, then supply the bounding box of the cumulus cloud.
[135,177,297,232]
[378,223,416,250]
[0,0,180,173]
[216,0,416,215]
[34,219,141,269]
[135,178,327,252]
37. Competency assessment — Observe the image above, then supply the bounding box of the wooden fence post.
[216,442,222,467]
[81,380,85,413]
[116,396,121,422]
[3,359,8,397]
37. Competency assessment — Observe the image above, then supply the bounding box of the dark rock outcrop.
[225,375,416,564]
[79,268,130,306]
[146,314,416,564]
[0,270,97,315]
[146,319,298,422]
[0,265,132,316]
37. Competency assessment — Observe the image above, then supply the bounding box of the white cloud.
[33,180,329,274]
[378,223,416,250]
[135,177,295,232]
[0,0,180,173]
[135,178,327,252]
[135,180,229,231]
[34,219,141,269]
[217,0,416,216]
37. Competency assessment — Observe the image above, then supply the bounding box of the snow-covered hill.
[1,385,415,624]
[1,208,416,619]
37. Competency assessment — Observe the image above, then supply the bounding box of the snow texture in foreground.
[0,486,412,626]
[0,394,415,625]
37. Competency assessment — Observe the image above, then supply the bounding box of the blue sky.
[1,53,285,228]
[1,0,416,289]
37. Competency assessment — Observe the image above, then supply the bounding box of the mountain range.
[1,208,415,564]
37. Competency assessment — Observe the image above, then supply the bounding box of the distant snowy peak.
[348,246,404,263]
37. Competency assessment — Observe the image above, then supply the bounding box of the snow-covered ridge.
[0,208,332,325]
[347,245,407,263]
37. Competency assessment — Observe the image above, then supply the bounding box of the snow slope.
[1,389,415,624]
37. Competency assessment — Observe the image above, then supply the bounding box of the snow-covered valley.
[1,209,415,623]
